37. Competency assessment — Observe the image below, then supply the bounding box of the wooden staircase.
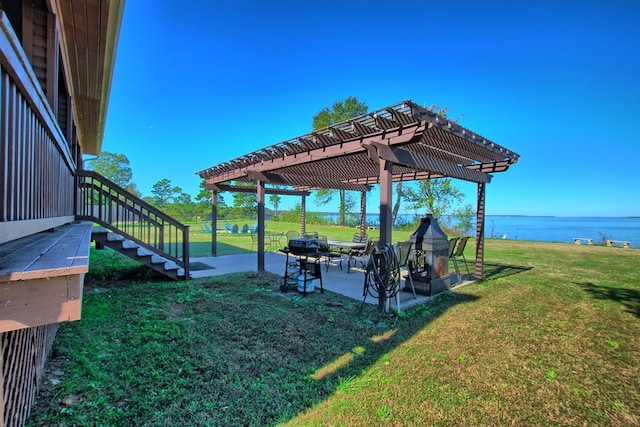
[76,170,190,280]
[91,228,187,280]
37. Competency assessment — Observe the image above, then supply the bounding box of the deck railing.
[76,170,190,278]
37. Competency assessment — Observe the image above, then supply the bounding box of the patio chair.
[285,230,300,242]
[231,224,239,234]
[318,235,343,271]
[450,236,470,278]
[200,223,212,233]
[350,239,377,273]
[225,222,233,233]
[448,237,460,258]
[250,231,259,252]
[241,224,249,233]
[346,233,369,266]
[396,241,417,298]
[251,223,258,233]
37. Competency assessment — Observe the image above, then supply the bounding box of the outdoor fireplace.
[408,214,451,295]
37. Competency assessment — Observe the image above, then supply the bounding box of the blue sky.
[100,0,640,217]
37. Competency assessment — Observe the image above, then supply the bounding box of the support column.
[359,191,367,238]
[475,182,486,279]
[257,181,266,271]
[211,191,218,255]
[379,159,393,245]
[300,195,306,236]
[1,337,4,427]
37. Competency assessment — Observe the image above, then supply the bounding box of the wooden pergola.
[197,100,519,278]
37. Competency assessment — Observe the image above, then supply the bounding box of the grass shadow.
[482,261,533,280]
[576,281,640,318]
[30,267,481,426]
[189,240,250,257]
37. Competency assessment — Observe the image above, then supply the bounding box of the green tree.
[312,96,368,226]
[403,179,474,234]
[87,151,133,189]
[169,192,195,222]
[194,181,227,221]
[269,194,282,218]
[151,178,181,210]
[279,202,301,223]
[231,182,257,219]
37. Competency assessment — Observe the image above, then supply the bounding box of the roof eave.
[55,0,125,155]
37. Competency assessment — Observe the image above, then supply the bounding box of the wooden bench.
[573,238,594,245]
[0,222,93,332]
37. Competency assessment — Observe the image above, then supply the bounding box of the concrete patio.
[190,252,473,312]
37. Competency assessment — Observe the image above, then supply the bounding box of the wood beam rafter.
[366,141,492,183]
[205,183,310,196]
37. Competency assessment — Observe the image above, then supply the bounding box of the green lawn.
[188,220,413,257]
[27,237,639,426]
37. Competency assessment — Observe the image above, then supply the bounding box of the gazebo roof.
[197,100,519,191]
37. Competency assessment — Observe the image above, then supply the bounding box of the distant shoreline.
[312,212,638,219]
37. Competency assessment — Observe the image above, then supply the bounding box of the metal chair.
[350,239,377,273]
[285,230,300,242]
[450,236,470,278]
[250,232,259,252]
[396,240,417,299]
[318,235,343,271]
[448,237,460,258]
[346,233,369,266]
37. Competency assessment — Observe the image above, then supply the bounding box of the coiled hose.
[361,243,401,313]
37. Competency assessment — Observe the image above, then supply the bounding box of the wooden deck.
[0,222,93,333]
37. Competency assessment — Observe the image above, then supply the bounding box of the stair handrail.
[76,170,189,278]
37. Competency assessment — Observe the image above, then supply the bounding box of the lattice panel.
[2,324,58,427]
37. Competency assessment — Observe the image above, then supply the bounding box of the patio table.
[327,240,366,272]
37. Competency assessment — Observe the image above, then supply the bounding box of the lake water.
[321,214,640,248]
[483,216,640,247]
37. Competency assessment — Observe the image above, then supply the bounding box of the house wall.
[0,2,80,425]
[0,2,76,244]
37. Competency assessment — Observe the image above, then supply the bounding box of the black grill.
[288,237,319,255]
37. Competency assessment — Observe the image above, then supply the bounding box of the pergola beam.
[246,170,373,192]
[295,182,373,192]
[367,142,492,184]
[242,123,423,175]
[205,183,310,196]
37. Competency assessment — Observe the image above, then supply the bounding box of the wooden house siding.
[0,10,76,244]
[30,4,47,93]
[0,68,75,228]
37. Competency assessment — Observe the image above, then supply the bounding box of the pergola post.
[257,181,265,271]
[475,182,486,279]
[211,190,218,255]
[300,195,306,236]
[359,191,367,238]
[379,159,393,245]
